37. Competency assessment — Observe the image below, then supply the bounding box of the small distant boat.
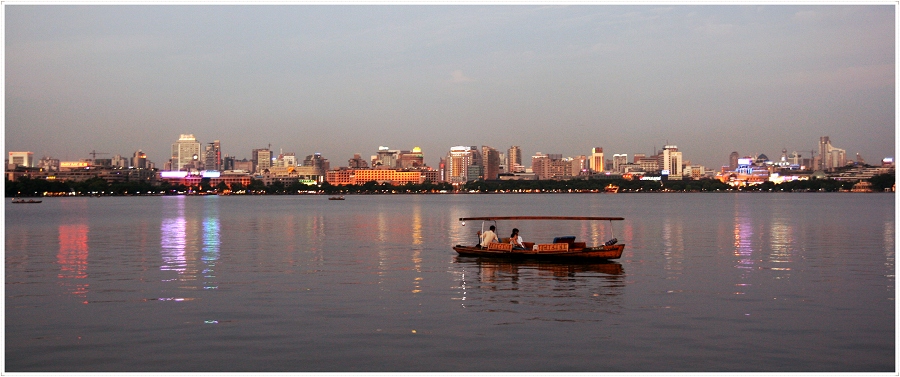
[604,184,619,193]
[328,196,345,200]
[11,198,42,204]
[453,216,626,261]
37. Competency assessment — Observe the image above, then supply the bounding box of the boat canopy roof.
[459,216,624,221]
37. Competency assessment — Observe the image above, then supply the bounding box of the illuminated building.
[590,147,604,172]
[158,170,252,190]
[171,134,201,171]
[715,157,770,186]
[446,146,475,183]
[132,150,148,169]
[325,168,427,185]
[659,145,682,179]
[8,151,34,168]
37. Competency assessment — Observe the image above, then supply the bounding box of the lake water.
[5,193,895,372]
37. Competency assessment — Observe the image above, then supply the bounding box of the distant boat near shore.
[328,196,345,200]
[11,198,42,203]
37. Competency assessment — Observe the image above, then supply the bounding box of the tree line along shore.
[6,173,894,197]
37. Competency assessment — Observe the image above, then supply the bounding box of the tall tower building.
[373,146,400,169]
[171,134,201,171]
[132,150,147,169]
[729,151,739,171]
[252,148,272,174]
[507,146,523,173]
[447,146,475,183]
[204,140,221,171]
[590,147,604,173]
[613,154,628,173]
[481,146,501,180]
[818,136,846,171]
[660,145,682,177]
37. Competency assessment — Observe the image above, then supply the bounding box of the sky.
[5,4,896,169]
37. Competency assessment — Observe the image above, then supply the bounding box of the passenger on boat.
[477,225,499,248]
[509,228,526,250]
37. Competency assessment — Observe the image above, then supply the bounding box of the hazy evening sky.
[5,4,895,168]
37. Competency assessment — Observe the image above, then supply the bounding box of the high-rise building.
[398,147,425,169]
[204,140,221,171]
[372,146,399,169]
[590,147,604,173]
[447,146,475,183]
[38,156,60,171]
[659,145,682,178]
[171,134,201,171]
[481,146,501,180]
[132,150,148,169]
[613,154,628,173]
[252,148,272,174]
[507,146,523,173]
[818,136,846,171]
[571,155,589,175]
[729,151,739,171]
[223,156,235,171]
[348,153,369,169]
[303,153,330,175]
[8,151,34,168]
[531,152,572,180]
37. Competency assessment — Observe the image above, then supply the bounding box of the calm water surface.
[5,193,895,372]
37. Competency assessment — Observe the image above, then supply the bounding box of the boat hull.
[453,244,625,260]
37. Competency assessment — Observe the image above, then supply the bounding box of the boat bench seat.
[487,242,513,252]
[535,243,569,253]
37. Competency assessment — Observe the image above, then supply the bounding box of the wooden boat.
[453,216,626,261]
[328,196,345,200]
[11,198,42,203]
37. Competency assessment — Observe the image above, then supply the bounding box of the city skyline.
[5,4,895,168]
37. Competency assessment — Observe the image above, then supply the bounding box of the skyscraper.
[819,136,846,171]
[171,134,201,171]
[481,146,500,180]
[660,145,682,177]
[252,148,272,174]
[590,147,604,173]
[613,154,628,173]
[507,146,523,173]
[132,150,147,169]
[204,140,221,171]
[729,151,739,171]
[447,146,475,183]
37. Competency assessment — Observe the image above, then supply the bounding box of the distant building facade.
[171,134,201,171]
